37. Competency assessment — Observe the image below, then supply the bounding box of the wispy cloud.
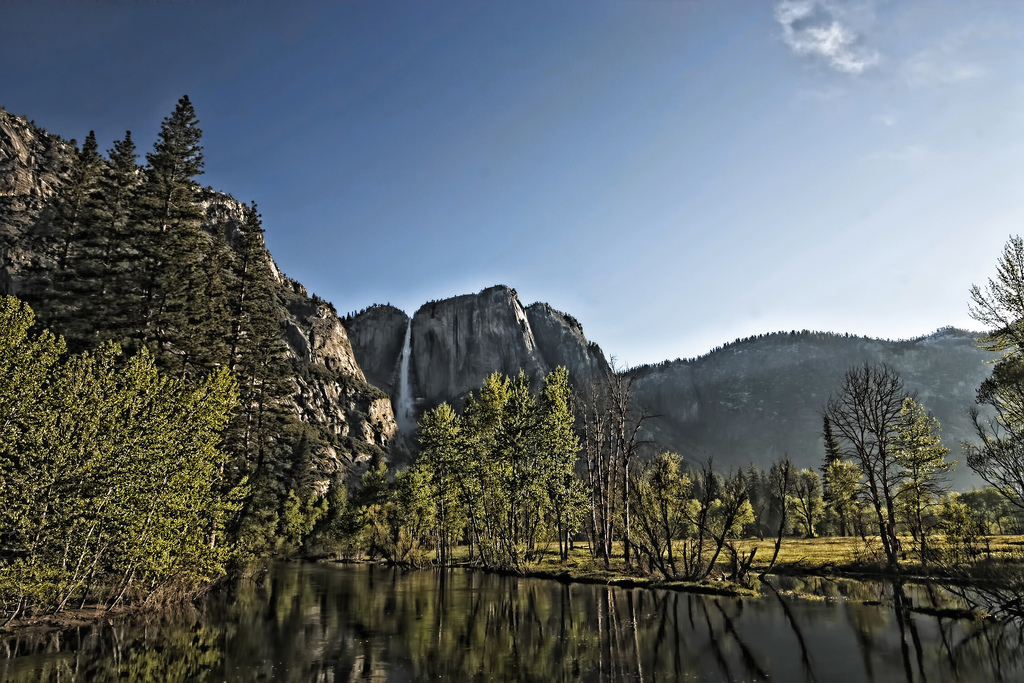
[872,113,897,127]
[902,49,985,88]
[775,0,880,75]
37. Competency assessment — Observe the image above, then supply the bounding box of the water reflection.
[3,562,1023,682]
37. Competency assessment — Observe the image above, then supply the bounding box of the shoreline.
[1,556,1002,640]
[320,554,1004,613]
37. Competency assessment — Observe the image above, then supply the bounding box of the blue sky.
[3,0,1024,365]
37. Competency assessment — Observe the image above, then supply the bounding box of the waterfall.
[395,320,415,433]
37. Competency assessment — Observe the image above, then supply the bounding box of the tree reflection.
[3,563,1024,682]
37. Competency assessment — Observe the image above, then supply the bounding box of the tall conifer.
[92,131,142,350]
[134,95,208,376]
[34,132,103,348]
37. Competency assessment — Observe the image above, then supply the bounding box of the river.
[3,561,1023,682]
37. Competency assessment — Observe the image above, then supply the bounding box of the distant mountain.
[631,328,991,489]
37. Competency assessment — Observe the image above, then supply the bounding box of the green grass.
[436,534,1024,583]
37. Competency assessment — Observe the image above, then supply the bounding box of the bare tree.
[582,361,651,568]
[824,363,907,571]
[761,457,793,577]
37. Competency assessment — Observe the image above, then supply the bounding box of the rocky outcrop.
[279,282,397,476]
[0,110,73,200]
[0,110,76,297]
[346,304,410,395]
[631,328,991,489]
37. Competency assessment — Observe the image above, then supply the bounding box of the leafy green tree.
[364,463,436,567]
[492,371,542,568]
[0,297,241,620]
[631,452,687,577]
[892,397,953,566]
[940,495,984,568]
[959,487,1019,534]
[821,459,861,536]
[417,402,466,565]
[0,297,67,596]
[679,462,750,580]
[537,367,586,561]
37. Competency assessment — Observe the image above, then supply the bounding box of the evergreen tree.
[822,416,843,466]
[133,95,209,376]
[966,236,1024,512]
[33,131,104,348]
[226,207,294,475]
[89,131,142,350]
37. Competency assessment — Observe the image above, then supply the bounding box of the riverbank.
[0,604,135,636]
[323,534,1024,611]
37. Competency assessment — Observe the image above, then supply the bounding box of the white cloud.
[872,113,897,127]
[775,0,880,75]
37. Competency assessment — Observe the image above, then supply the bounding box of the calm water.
[3,562,1023,682]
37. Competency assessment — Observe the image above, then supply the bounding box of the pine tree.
[91,132,143,350]
[133,95,208,376]
[822,416,843,466]
[33,131,104,349]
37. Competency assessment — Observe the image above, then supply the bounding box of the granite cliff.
[351,283,991,489]
[344,304,410,396]
[347,285,613,427]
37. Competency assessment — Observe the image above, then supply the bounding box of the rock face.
[0,108,395,484]
[277,280,397,478]
[526,302,612,393]
[631,328,992,489]
[411,286,550,407]
[349,286,613,432]
[0,110,72,201]
[346,304,410,395]
[0,110,76,296]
